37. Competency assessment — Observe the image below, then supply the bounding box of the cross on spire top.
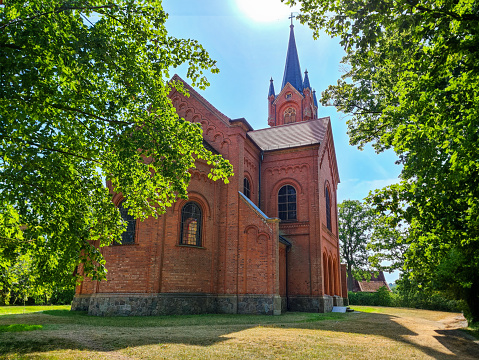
[289,12,296,26]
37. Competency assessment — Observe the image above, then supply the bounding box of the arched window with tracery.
[180,202,202,246]
[283,107,296,124]
[117,200,136,245]
[243,177,251,199]
[278,185,297,221]
[325,186,332,231]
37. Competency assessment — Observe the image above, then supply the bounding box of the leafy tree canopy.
[338,200,374,291]
[0,0,233,292]
[289,0,479,321]
[339,199,405,291]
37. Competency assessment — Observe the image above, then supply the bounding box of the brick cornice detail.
[279,221,310,230]
[265,163,309,176]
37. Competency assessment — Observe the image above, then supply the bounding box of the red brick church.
[72,24,348,316]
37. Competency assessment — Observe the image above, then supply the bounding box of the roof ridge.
[248,117,330,133]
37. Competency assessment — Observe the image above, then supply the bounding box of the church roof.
[248,117,328,151]
[281,25,303,93]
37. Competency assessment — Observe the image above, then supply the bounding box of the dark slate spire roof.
[303,70,311,90]
[281,25,303,93]
[268,77,275,97]
[313,89,318,107]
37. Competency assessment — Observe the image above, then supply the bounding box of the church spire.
[268,77,275,97]
[281,23,303,93]
[313,89,318,107]
[303,70,311,90]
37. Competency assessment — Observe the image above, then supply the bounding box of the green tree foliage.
[338,200,375,291]
[290,0,479,322]
[367,210,408,273]
[0,1,233,292]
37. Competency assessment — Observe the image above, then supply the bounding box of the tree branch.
[0,43,22,50]
[0,4,116,30]
[50,104,133,126]
[0,135,102,164]
[412,5,479,22]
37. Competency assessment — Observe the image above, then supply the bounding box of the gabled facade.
[72,24,348,316]
[352,272,391,292]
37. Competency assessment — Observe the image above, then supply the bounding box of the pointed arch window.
[278,185,297,221]
[180,202,202,246]
[243,177,251,199]
[117,200,136,245]
[325,186,332,231]
[283,107,296,124]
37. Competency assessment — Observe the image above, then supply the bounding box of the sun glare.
[235,0,301,23]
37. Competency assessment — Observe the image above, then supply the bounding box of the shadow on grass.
[1,310,478,359]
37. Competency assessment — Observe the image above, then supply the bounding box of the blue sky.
[163,0,402,282]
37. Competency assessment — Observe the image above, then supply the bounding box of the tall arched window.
[180,202,202,246]
[243,177,251,199]
[118,200,136,245]
[278,185,297,221]
[325,186,332,231]
[283,107,296,124]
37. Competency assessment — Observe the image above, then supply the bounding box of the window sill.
[176,244,207,250]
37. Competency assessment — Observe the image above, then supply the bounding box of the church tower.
[268,23,318,127]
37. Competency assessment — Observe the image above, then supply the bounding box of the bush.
[348,286,397,306]
[397,290,466,313]
[48,287,75,305]
[7,286,75,306]
[348,286,465,313]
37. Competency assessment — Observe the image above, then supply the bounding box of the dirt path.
[363,309,479,359]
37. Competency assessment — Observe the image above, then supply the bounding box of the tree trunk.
[464,279,479,324]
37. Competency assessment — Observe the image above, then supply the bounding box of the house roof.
[247,117,328,151]
[352,271,391,292]
[281,25,303,93]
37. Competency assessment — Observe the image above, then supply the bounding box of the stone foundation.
[72,293,283,316]
[332,295,349,307]
[71,294,92,312]
[287,295,334,313]
[72,293,348,316]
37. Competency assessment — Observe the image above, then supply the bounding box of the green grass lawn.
[0,305,70,316]
[0,305,477,359]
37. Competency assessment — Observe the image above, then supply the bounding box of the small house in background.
[352,271,391,292]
